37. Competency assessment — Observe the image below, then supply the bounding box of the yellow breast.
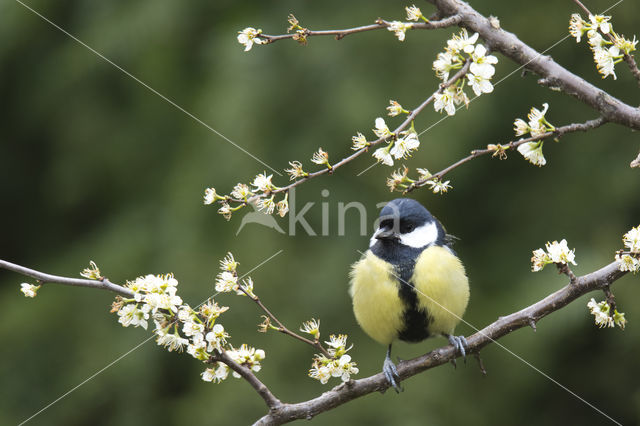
[349,246,470,346]
[349,251,404,345]
[412,245,469,336]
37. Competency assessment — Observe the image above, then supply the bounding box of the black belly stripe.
[395,262,432,342]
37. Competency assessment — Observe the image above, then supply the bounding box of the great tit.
[349,198,470,392]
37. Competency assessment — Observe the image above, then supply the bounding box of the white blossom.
[545,239,577,265]
[334,354,359,382]
[387,21,411,41]
[569,14,586,42]
[300,318,321,339]
[215,270,238,293]
[144,292,183,314]
[531,248,550,272]
[616,253,640,273]
[593,45,621,79]
[285,161,306,180]
[118,303,151,329]
[20,283,40,298]
[468,60,495,96]
[373,146,394,166]
[390,132,420,159]
[386,100,405,117]
[517,141,546,167]
[80,261,101,280]
[206,324,229,351]
[237,27,266,51]
[427,179,452,194]
[251,173,275,192]
[311,148,330,165]
[622,226,640,252]
[433,87,457,116]
[405,5,423,22]
[203,187,217,205]
[218,202,232,221]
[587,298,613,328]
[257,196,276,215]
[219,252,239,272]
[351,132,369,150]
[373,117,392,139]
[182,320,205,337]
[513,118,529,136]
[227,344,265,377]
[309,362,332,384]
[433,51,456,81]
[230,183,252,200]
[201,363,230,383]
[588,14,611,35]
[156,331,189,352]
[447,29,479,54]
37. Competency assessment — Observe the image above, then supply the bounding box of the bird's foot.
[447,334,468,362]
[383,346,403,393]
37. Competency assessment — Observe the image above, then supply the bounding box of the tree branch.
[0,259,133,298]
[260,15,463,43]
[427,0,640,129]
[213,350,283,410]
[254,260,628,425]
[405,116,607,192]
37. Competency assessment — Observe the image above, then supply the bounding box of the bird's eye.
[402,223,414,233]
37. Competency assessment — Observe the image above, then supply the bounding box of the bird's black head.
[370,198,446,262]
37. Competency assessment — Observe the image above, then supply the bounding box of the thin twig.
[254,260,628,425]
[237,285,332,358]
[213,350,282,410]
[260,15,463,43]
[405,116,607,192]
[223,61,472,207]
[0,259,133,297]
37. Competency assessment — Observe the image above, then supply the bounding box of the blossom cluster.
[385,166,451,195]
[107,255,265,384]
[530,239,577,272]
[432,29,498,116]
[363,118,421,168]
[513,103,555,167]
[215,252,256,297]
[386,5,429,42]
[308,334,359,384]
[615,225,640,273]
[203,171,289,221]
[569,13,638,80]
[587,298,627,329]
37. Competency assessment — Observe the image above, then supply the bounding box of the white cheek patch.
[399,221,438,248]
[369,228,381,247]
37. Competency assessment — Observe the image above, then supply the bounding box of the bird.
[349,198,470,392]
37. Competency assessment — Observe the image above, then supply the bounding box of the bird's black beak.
[375,227,398,241]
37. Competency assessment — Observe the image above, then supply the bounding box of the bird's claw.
[383,346,403,393]
[447,334,468,361]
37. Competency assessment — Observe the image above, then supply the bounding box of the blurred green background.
[1,0,639,424]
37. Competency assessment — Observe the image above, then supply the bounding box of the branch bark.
[427,0,640,129]
[0,259,133,297]
[254,260,628,425]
